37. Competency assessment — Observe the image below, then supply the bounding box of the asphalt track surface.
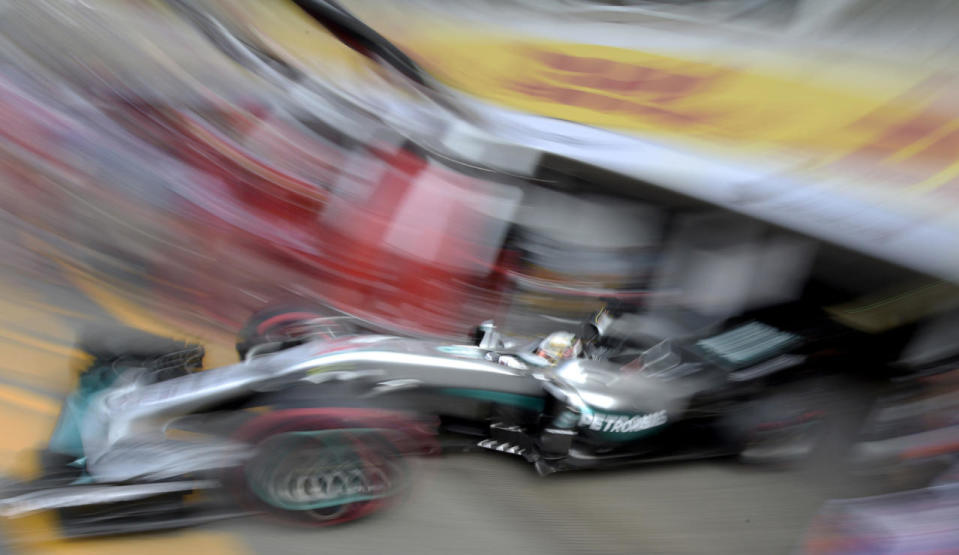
[0,242,885,555]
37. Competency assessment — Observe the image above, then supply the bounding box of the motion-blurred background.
[1,1,959,553]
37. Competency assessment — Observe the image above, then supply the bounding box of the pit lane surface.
[0,253,873,555]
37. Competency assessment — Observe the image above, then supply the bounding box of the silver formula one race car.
[0,302,860,538]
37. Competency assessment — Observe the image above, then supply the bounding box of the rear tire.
[728,379,842,467]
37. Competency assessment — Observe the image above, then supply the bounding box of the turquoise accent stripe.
[440,388,545,411]
[48,363,124,457]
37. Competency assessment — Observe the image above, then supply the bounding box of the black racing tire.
[726,378,843,468]
[236,303,356,361]
[727,376,875,477]
[231,409,430,528]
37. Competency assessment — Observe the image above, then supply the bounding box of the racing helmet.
[536,331,583,365]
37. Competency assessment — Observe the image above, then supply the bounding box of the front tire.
[231,409,434,527]
[236,303,356,360]
[242,430,405,526]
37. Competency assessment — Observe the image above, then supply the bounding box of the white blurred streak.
[651,213,815,316]
[382,162,522,271]
[518,189,665,251]
[748,236,818,308]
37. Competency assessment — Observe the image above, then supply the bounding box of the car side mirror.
[475,320,502,350]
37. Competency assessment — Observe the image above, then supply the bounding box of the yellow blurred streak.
[909,159,959,194]
[0,396,54,544]
[827,280,959,333]
[18,228,238,369]
[235,3,927,158]
[887,119,959,163]
[0,385,59,417]
[66,271,237,369]
[403,32,923,157]
[64,270,192,343]
[229,0,373,75]
[0,339,83,397]
[5,300,95,323]
[0,402,56,480]
[0,299,82,345]
[1,511,63,552]
[192,345,236,371]
[238,3,959,207]
[0,330,83,361]
[36,243,236,367]
[19,531,250,555]
[0,403,56,452]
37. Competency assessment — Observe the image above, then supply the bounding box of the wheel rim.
[246,430,407,517]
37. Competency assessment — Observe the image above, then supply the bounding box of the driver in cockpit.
[490,330,584,370]
[534,331,583,366]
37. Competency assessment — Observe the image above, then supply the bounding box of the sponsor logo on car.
[580,410,668,433]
